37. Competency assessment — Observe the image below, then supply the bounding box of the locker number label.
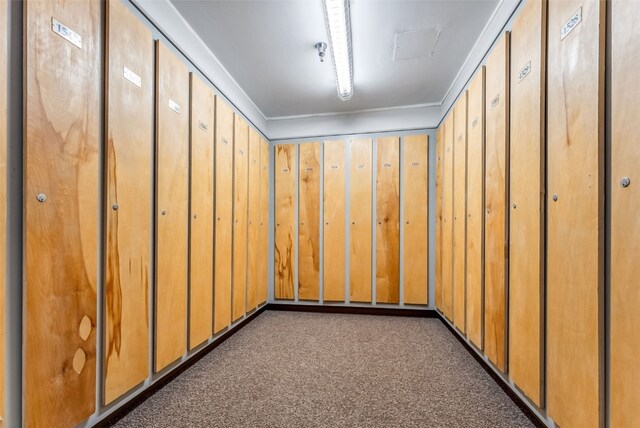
[198,120,209,132]
[51,18,82,49]
[305,167,314,172]
[517,61,531,83]
[411,161,420,167]
[168,99,181,114]
[384,163,392,168]
[123,66,142,88]
[280,168,289,173]
[330,165,339,170]
[472,117,479,129]
[490,94,500,110]
[561,7,582,40]
[357,164,366,169]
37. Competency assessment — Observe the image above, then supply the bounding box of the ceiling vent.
[392,28,441,61]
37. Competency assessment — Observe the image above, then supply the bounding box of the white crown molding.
[266,101,442,121]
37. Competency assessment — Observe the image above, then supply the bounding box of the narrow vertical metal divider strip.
[244,128,249,313]
[294,144,299,303]
[186,76,193,353]
[230,117,235,330]
[604,0,612,425]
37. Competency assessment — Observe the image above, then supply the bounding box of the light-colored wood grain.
[453,95,467,331]
[376,137,400,304]
[188,75,214,349]
[213,99,234,333]
[0,0,6,422]
[104,0,152,404]
[323,140,346,302]
[349,139,372,303]
[298,142,321,301]
[547,1,605,426]
[274,144,296,300]
[483,33,509,373]
[403,135,429,305]
[435,126,444,311]
[611,1,640,425]
[258,138,270,305]
[154,41,189,372]
[232,117,248,321]
[24,1,100,424]
[508,0,546,407]
[246,128,261,311]
[466,67,485,350]
[442,114,455,320]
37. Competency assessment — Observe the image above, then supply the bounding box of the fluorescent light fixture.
[322,0,353,101]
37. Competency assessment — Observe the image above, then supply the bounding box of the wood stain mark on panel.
[376,137,400,304]
[25,1,100,425]
[154,41,189,372]
[214,100,234,333]
[466,67,486,351]
[246,128,262,311]
[483,33,509,373]
[274,144,296,300]
[298,142,321,301]
[258,139,270,305]
[442,114,455,320]
[547,1,605,426]
[232,117,249,321]
[403,135,429,305]
[349,139,372,303]
[453,95,468,331]
[508,0,546,407]
[188,75,214,350]
[323,140,346,302]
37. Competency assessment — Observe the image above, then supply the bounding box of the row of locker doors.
[436,0,639,427]
[274,136,429,305]
[22,0,269,426]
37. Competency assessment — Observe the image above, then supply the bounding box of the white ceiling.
[170,0,500,120]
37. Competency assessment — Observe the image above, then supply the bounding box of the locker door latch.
[36,194,47,203]
[620,177,631,188]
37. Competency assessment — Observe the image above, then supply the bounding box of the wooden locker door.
[0,0,6,421]
[323,140,346,301]
[298,142,321,301]
[484,33,509,373]
[547,1,604,426]
[232,117,249,321]
[214,100,234,333]
[104,0,153,404]
[611,0,640,425]
[188,75,214,349]
[376,137,400,304]
[246,128,261,311]
[349,138,372,303]
[274,144,296,300]
[466,67,485,350]
[435,126,444,311]
[258,138,270,305]
[453,95,467,330]
[154,41,189,372]
[508,0,546,407]
[442,114,454,320]
[24,1,100,425]
[403,135,428,305]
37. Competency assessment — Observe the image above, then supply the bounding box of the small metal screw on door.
[620,177,631,188]
[552,194,558,202]
[112,204,119,211]
[36,193,47,203]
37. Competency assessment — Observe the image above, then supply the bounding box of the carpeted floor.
[113,311,534,428]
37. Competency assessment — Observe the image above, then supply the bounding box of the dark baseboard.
[436,313,547,428]
[95,305,267,428]
[267,303,439,318]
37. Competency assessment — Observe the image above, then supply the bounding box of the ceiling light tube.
[322,0,353,101]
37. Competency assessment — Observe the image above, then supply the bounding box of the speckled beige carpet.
[113,311,534,428]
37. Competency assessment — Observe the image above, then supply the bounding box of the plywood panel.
[104,0,152,404]
[274,144,296,300]
[298,142,321,301]
[323,140,346,302]
[232,117,248,321]
[188,75,214,349]
[547,1,604,426]
[508,0,546,407]
[442,114,455,320]
[154,41,189,372]
[258,138,270,305]
[214,99,234,333]
[483,33,509,373]
[453,95,467,331]
[466,67,485,350]
[376,137,400,304]
[246,128,261,311]
[24,1,100,425]
[0,0,7,422]
[403,135,428,305]
[349,139,372,303]
[435,126,444,311]
[611,1,640,425]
